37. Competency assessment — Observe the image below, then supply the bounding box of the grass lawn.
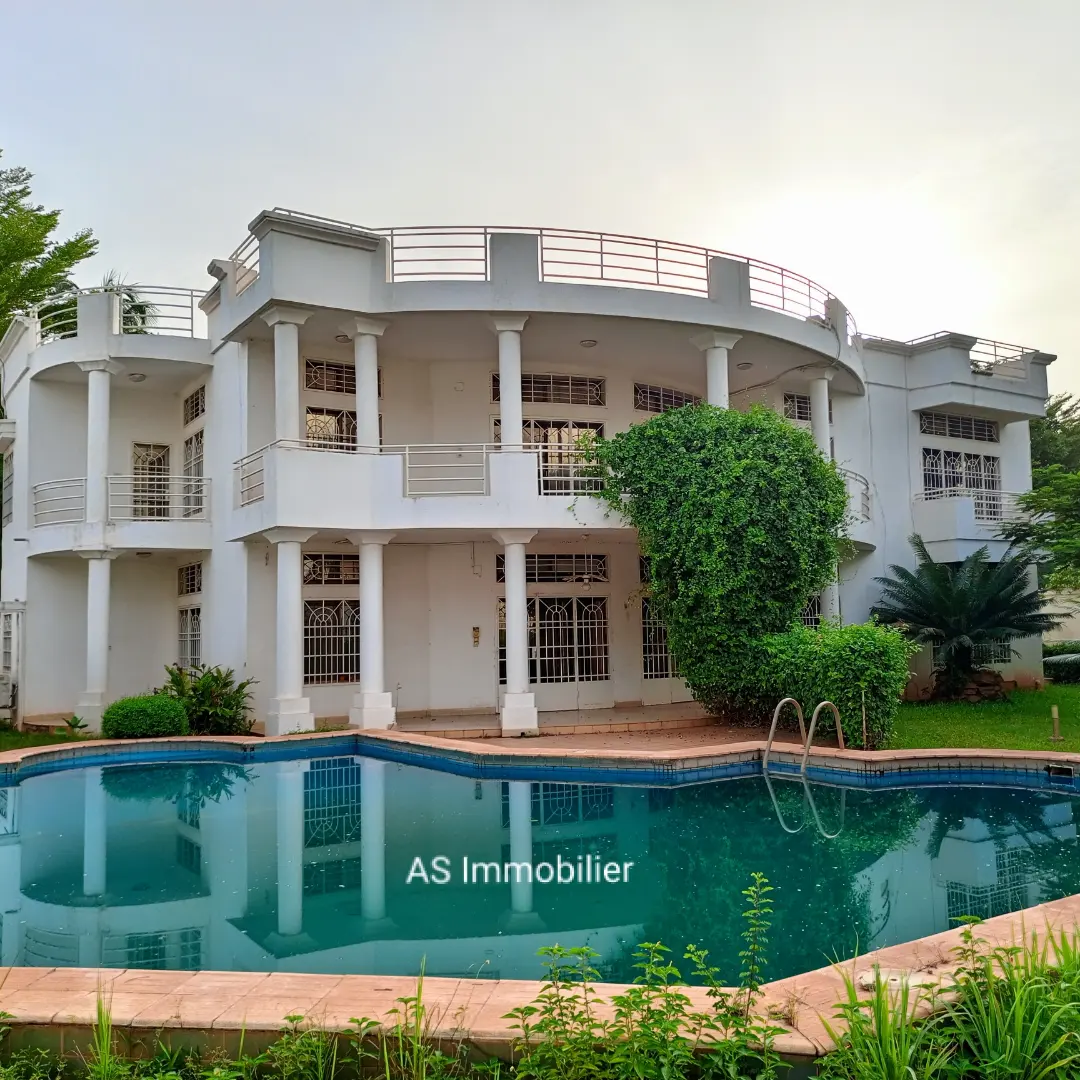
[0,728,84,753]
[893,685,1080,752]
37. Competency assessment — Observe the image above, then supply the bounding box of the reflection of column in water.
[508,781,533,914]
[360,759,386,921]
[277,761,307,936]
[83,767,106,897]
[0,789,20,966]
[203,773,249,921]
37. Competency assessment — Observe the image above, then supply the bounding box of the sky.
[3,0,1078,391]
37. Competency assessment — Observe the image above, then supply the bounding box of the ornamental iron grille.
[303,553,361,585]
[1,614,12,674]
[306,407,357,449]
[783,393,812,422]
[306,359,356,395]
[933,638,1012,667]
[178,607,201,670]
[132,443,171,518]
[491,372,605,406]
[494,418,605,495]
[182,386,206,426]
[945,848,1032,923]
[304,856,364,895]
[304,599,361,683]
[178,562,202,596]
[641,596,679,679]
[303,757,362,847]
[497,596,610,684]
[801,594,822,627]
[182,431,204,517]
[922,447,1002,519]
[919,411,999,443]
[495,553,608,583]
[634,383,701,413]
[499,782,615,827]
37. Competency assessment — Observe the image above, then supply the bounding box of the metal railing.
[913,487,1025,524]
[864,331,1035,378]
[229,233,260,296]
[533,442,604,496]
[839,468,871,522]
[32,479,86,525]
[106,476,211,521]
[238,447,266,505]
[386,443,492,497]
[30,286,206,342]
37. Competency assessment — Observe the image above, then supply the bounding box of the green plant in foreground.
[155,664,256,736]
[63,715,87,734]
[100,694,188,740]
[266,1016,340,1080]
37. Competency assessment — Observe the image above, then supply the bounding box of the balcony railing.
[391,444,492,496]
[534,443,604,495]
[227,210,844,327]
[914,487,1025,524]
[839,468,871,522]
[31,477,210,524]
[32,478,86,525]
[30,285,207,343]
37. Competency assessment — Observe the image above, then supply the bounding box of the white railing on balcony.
[863,331,1036,379]
[387,444,493,497]
[534,443,604,496]
[106,476,211,521]
[839,468,871,522]
[238,447,267,505]
[229,232,260,296]
[914,487,1026,524]
[30,285,207,343]
[32,479,86,525]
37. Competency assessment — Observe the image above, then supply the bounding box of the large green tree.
[1005,467,1080,590]
[0,149,97,339]
[1030,393,1080,478]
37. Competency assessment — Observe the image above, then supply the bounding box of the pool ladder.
[762,697,847,840]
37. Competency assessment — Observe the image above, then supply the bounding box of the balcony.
[31,286,207,343]
[911,487,1024,561]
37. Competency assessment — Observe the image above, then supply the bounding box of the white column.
[494,530,538,735]
[508,781,533,914]
[360,759,388,923]
[261,308,313,443]
[348,531,396,729]
[83,766,106,897]
[490,317,529,447]
[263,528,316,735]
[342,318,388,448]
[77,361,121,524]
[276,761,306,937]
[77,552,118,730]
[808,369,840,621]
[692,331,742,407]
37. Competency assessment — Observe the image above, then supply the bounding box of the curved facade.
[0,209,1055,732]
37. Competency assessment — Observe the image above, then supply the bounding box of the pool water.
[3,755,1079,983]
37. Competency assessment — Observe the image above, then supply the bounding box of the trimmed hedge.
[1044,653,1080,684]
[101,693,189,739]
[1043,639,1080,658]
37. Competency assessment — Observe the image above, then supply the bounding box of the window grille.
[1,451,12,526]
[922,448,1002,519]
[182,385,205,426]
[801,594,822,627]
[23,927,79,967]
[495,553,608,583]
[178,562,202,596]
[304,757,362,847]
[946,848,1031,922]
[497,596,609,684]
[919,411,999,443]
[101,928,202,971]
[306,406,357,448]
[500,782,615,827]
[178,607,201,670]
[303,552,360,585]
[177,788,200,830]
[306,358,356,395]
[642,596,679,679]
[132,443,171,518]
[639,556,651,582]
[176,834,202,875]
[492,372,605,406]
[1,614,12,674]
[182,431,204,517]
[304,856,364,894]
[304,599,360,683]
[783,393,832,423]
[634,383,701,413]
[932,638,1012,667]
[494,419,605,495]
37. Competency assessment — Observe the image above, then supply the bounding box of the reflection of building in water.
[1,758,654,980]
[859,794,1077,951]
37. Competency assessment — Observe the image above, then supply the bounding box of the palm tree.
[871,534,1061,698]
[101,270,157,334]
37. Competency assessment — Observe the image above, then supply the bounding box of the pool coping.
[4,730,1080,1064]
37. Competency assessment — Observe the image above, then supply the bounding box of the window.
[306,359,356,395]
[634,384,701,413]
[182,386,205,426]
[496,419,605,495]
[178,607,201,670]
[178,562,202,596]
[1,451,12,526]
[495,553,608,583]
[306,406,357,448]
[500,782,615,827]
[132,443,171,518]
[120,933,167,969]
[932,638,1012,667]
[182,431,204,517]
[919,411,999,443]
[304,552,360,585]
[497,596,609,684]
[304,599,360,683]
[100,929,202,971]
[783,393,812,423]
[1,614,12,675]
[921,447,1002,519]
[642,596,679,679]
[801,594,822,627]
[946,848,1031,922]
[304,757,362,847]
[177,789,200,830]
[176,835,202,875]
[492,372,605,406]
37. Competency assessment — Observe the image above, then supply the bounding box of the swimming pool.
[3,747,1078,983]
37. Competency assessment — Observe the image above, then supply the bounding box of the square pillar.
[348,531,396,729]
[692,330,742,408]
[262,307,313,443]
[494,530,537,735]
[490,316,529,447]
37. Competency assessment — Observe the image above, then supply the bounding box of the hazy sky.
[3,1,1077,391]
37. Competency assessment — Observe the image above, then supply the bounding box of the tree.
[871,534,1060,698]
[1004,467,1080,590]
[1030,393,1080,478]
[0,149,97,340]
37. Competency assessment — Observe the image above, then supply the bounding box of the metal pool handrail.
[763,696,805,772]
[802,700,845,775]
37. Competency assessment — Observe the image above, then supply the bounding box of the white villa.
[0,211,1055,734]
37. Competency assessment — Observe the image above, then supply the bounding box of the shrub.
[1044,639,1080,658]
[100,693,188,739]
[155,664,256,735]
[1044,653,1080,684]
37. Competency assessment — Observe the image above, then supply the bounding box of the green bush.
[155,663,256,735]
[1044,653,1080,684]
[1044,639,1080,658]
[100,694,188,739]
